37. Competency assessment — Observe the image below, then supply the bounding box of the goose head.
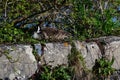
[32,26,42,40]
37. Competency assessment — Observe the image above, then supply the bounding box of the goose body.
[32,26,71,41]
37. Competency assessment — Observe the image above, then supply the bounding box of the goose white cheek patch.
[37,26,41,33]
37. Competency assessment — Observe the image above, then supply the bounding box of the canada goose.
[32,26,71,41]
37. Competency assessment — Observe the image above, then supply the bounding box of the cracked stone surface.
[35,42,71,67]
[37,36,120,70]
[0,36,120,80]
[0,45,37,80]
[75,36,120,69]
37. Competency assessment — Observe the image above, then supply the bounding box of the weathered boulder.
[0,45,37,80]
[74,41,101,69]
[34,42,71,67]
[75,36,120,69]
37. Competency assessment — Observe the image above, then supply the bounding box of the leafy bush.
[52,66,72,80]
[0,23,39,44]
[92,57,115,79]
[30,65,72,80]
[66,0,120,40]
[0,26,23,43]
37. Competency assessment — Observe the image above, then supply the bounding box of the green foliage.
[52,66,71,80]
[39,66,53,80]
[92,57,115,79]
[0,23,39,44]
[0,25,23,43]
[68,42,88,79]
[68,42,86,69]
[0,0,120,43]
[0,0,42,44]
[0,0,40,20]
[30,65,72,80]
[0,0,70,43]
[67,0,120,39]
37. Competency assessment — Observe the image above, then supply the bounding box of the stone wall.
[38,36,120,69]
[0,36,120,79]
